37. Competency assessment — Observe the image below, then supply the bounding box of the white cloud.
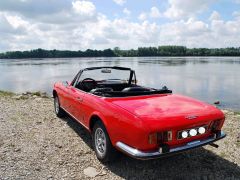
[209,11,221,21]
[123,8,131,16]
[72,1,96,16]
[164,0,215,19]
[138,12,147,21]
[233,11,240,20]
[139,7,161,21]
[113,0,126,6]
[150,7,161,18]
[0,0,240,52]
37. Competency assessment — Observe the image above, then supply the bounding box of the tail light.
[148,131,172,144]
[148,133,158,144]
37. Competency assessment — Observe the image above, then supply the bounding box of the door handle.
[76,97,83,102]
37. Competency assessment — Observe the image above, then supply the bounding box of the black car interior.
[73,66,172,97]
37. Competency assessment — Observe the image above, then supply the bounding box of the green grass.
[234,111,240,115]
[0,90,14,96]
[32,91,41,96]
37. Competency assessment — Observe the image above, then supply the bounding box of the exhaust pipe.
[209,143,219,148]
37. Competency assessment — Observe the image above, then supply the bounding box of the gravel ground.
[0,93,240,180]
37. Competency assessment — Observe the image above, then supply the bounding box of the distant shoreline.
[1,56,240,60]
[1,46,240,59]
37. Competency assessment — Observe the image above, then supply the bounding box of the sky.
[0,0,240,52]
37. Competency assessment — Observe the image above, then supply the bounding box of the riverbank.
[0,91,240,179]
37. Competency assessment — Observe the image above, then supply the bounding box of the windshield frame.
[72,66,136,87]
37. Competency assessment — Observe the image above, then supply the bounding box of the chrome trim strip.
[116,131,226,160]
[61,107,89,130]
[116,142,161,158]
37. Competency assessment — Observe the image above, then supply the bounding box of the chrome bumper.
[116,131,226,160]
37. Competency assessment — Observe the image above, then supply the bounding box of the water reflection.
[0,57,239,110]
[138,59,187,66]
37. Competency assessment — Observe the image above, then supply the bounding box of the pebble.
[55,144,63,148]
[83,167,100,178]
[35,98,42,102]
[47,175,53,179]
[14,148,21,152]
[237,133,240,142]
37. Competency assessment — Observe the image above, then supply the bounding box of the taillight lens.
[148,133,158,144]
[148,131,172,144]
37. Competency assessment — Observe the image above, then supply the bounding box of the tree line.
[0,46,240,59]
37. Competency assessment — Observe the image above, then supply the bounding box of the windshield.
[79,68,133,83]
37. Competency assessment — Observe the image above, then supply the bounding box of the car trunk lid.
[105,94,224,131]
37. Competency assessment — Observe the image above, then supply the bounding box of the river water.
[0,57,239,110]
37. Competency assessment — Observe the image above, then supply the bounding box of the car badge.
[185,115,198,120]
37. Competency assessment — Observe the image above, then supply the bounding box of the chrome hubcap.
[54,97,59,114]
[95,128,106,156]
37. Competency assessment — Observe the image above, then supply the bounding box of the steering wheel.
[80,78,97,92]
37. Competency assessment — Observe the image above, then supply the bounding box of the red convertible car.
[53,66,226,162]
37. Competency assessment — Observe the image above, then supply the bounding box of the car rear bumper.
[116,131,226,160]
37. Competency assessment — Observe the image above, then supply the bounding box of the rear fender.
[88,111,115,143]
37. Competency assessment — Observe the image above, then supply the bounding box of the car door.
[56,81,71,111]
[70,88,87,124]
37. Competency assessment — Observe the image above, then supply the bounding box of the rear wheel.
[54,95,65,118]
[92,121,118,162]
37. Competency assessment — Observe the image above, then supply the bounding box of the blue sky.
[0,0,240,51]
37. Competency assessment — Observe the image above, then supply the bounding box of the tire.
[92,121,118,162]
[54,95,65,118]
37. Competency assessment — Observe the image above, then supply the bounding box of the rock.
[36,121,42,124]
[40,92,48,98]
[83,167,100,178]
[55,143,63,148]
[12,95,23,100]
[221,109,229,114]
[14,148,21,152]
[35,167,41,171]
[0,140,4,147]
[99,170,107,176]
[58,160,64,165]
[47,175,53,179]
[237,133,240,142]
[35,97,42,102]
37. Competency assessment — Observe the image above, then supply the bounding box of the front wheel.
[54,95,65,118]
[92,121,118,162]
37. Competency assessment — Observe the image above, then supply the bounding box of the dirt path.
[0,94,240,180]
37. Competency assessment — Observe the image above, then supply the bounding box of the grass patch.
[32,91,41,96]
[0,90,14,96]
[234,111,240,115]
